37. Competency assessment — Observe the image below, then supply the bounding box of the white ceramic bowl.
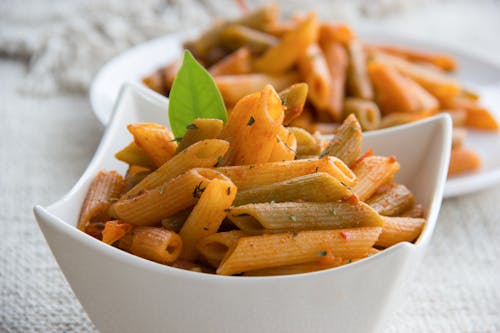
[34,83,452,333]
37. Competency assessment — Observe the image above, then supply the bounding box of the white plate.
[36,83,451,333]
[89,31,500,198]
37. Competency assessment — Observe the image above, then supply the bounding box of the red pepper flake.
[388,155,397,163]
[340,231,351,241]
[350,149,374,169]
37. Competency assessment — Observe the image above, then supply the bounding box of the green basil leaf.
[168,50,227,138]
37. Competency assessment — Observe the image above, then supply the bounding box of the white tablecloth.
[1,1,500,332]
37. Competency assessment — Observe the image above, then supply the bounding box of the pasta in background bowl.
[34,83,451,333]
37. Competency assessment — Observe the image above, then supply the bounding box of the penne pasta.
[367,44,457,72]
[448,147,481,176]
[216,156,357,190]
[379,112,428,129]
[220,85,284,165]
[441,97,499,131]
[219,26,278,54]
[161,209,192,233]
[243,259,346,276]
[368,61,427,115]
[197,230,246,268]
[78,171,124,231]
[375,216,425,248]
[128,123,178,168]
[346,39,373,100]
[268,126,297,162]
[123,165,151,193]
[112,168,230,226]
[372,52,461,101]
[297,44,332,110]
[217,227,382,275]
[366,183,415,216]
[123,139,229,199]
[119,227,182,264]
[215,73,299,107]
[115,142,155,169]
[320,40,348,121]
[253,13,318,73]
[233,172,353,206]
[279,83,309,125]
[179,178,237,260]
[321,114,362,167]
[401,203,425,218]
[289,127,323,156]
[352,156,401,201]
[176,119,224,152]
[343,98,381,131]
[208,47,252,77]
[451,128,467,149]
[318,22,355,45]
[228,201,384,234]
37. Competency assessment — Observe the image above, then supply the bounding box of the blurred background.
[1,1,499,332]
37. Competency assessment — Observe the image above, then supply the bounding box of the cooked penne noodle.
[216,156,357,190]
[279,83,309,125]
[220,85,284,165]
[441,97,499,131]
[196,230,246,267]
[346,39,373,100]
[379,112,428,129]
[78,171,124,231]
[142,58,182,96]
[352,156,401,201]
[297,44,332,110]
[102,221,133,245]
[243,259,345,276]
[219,26,278,54]
[253,13,318,73]
[161,209,192,233]
[268,126,297,162]
[115,142,155,169]
[368,61,424,115]
[320,40,348,121]
[128,123,178,168]
[366,183,415,216]
[318,22,355,45]
[123,165,151,193]
[179,178,237,260]
[443,109,467,128]
[367,44,457,72]
[372,52,461,101]
[228,201,384,234]
[113,168,230,226]
[233,172,353,206]
[176,119,224,152]
[401,203,425,218]
[289,127,323,156]
[186,5,278,60]
[123,139,229,199]
[208,47,252,77]
[448,147,481,176]
[217,227,382,275]
[119,227,182,264]
[343,98,381,131]
[215,73,299,107]
[321,114,362,166]
[375,216,425,248]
